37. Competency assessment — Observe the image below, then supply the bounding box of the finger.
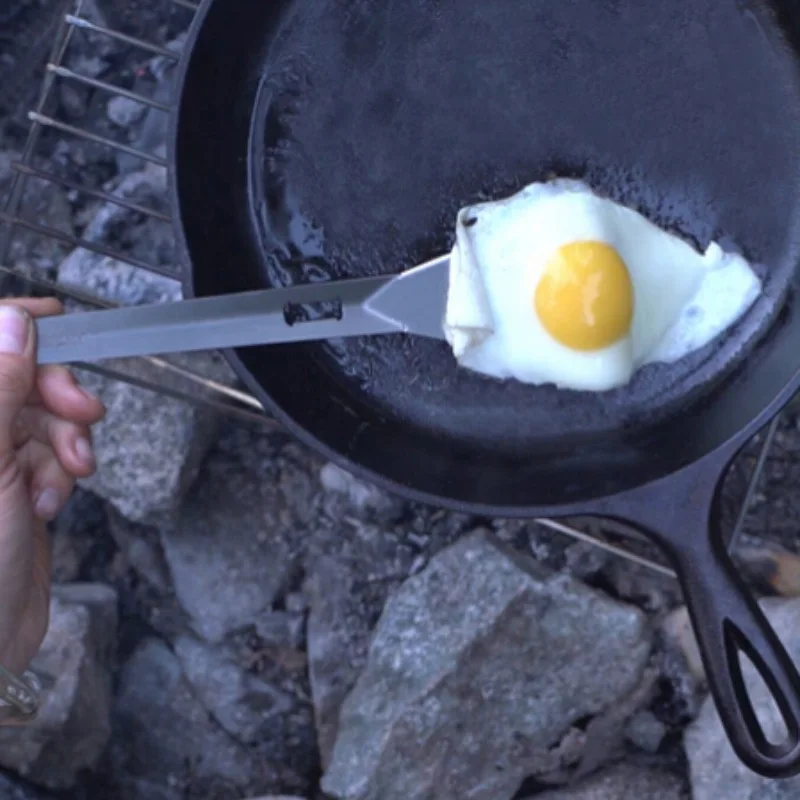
[18,440,76,522]
[0,519,51,675]
[35,365,104,424]
[0,306,36,456]
[16,407,95,477]
[0,297,62,320]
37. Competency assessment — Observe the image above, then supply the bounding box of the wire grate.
[0,0,790,577]
[0,0,265,423]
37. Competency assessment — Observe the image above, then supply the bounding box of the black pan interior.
[174,0,800,511]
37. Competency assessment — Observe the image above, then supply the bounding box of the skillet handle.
[600,450,800,777]
[676,529,800,776]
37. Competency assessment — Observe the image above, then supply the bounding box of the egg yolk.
[534,241,634,351]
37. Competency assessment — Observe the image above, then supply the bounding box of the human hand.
[0,299,104,676]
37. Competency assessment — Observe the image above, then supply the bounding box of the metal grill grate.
[0,0,787,578]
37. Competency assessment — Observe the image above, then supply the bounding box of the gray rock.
[174,635,293,745]
[319,463,402,521]
[107,95,147,128]
[109,638,270,799]
[625,710,668,754]
[74,361,217,523]
[322,531,652,800]
[0,585,117,790]
[162,424,318,643]
[306,557,396,770]
[685,597,800,800]
[533,763,687,800]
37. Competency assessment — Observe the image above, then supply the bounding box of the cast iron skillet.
[172,0,800,777]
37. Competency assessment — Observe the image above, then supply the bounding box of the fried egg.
[444,178,762,391]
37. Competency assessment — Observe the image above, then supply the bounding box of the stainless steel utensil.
[36,256,450,364]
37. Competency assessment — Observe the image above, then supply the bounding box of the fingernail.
[0,306,29,355]
[74,437,95,469]
[34,488,61,520]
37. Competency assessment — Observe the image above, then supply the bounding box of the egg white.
[443,179,762,392]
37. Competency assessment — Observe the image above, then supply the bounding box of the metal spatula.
[35,256,450,365]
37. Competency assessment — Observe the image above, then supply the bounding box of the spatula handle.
[35,277,398,364]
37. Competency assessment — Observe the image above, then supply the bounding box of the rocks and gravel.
[174,635,294,745]
[532,763,687,800]
[660,605,705,682]
[161,423,319,643]
[304,463,451,771]
[0,585,117,790]
[48,487,109,583]
[0,774,54,800]
[322,531,652,800]
[306,556,397,770]
[107,507,172,592]
[318,463,403,523]
[736,545,800,597]
[653,606,706,731]
[52,583,119,665]
[0,150,72,279]
[106,96,148,128]
[625,710,668,754]
[57,163,178,299]
[255,609,306,650]
[567,666,660,781]
[735,402,800,553]
[108,638,269,800]
[685,596,800,800]
[244,796,307,800]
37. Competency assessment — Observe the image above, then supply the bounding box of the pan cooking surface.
[250,0,800,451]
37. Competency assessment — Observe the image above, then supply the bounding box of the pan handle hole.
[283,298,343,326]
[736,648,790,747]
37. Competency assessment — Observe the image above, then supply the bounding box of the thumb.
[0,305,35,455]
